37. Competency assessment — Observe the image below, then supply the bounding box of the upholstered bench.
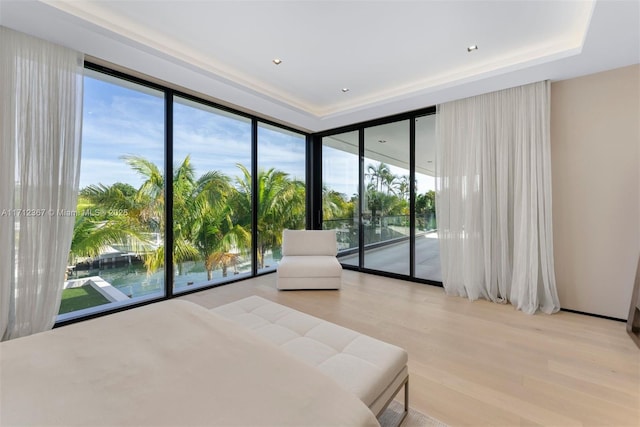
[277,229,342,290]
[212,296,408,422]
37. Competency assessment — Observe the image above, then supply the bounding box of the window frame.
[55,62,310,326]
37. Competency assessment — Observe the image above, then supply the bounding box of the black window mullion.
[358,128,365,269]
[309,134,322,230]
[251,119,259,276]
[164,91,174,299]
[409,118,416,278]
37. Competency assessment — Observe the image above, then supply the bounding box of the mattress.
[0,299,379,426]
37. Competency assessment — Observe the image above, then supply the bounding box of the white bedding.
[0,299,379,426]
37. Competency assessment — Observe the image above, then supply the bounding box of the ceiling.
[1,1,639,132]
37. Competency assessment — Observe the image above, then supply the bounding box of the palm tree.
[69,183,156,266]
[71,155,308,281]
[416,190,437,229]
[121,155,255,280]
[122,155,164,230]
[395,175,411,200]
[205,251,239,279]
[381,170,399,196]
[123,155,201,275]
[171,156,252,280]
[366,162,391,193]
[366,162,401,195]
[232,164,305,269]
[322,186,349,221]
[195,180,250,280]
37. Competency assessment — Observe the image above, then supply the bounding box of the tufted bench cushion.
[211,296,408,417]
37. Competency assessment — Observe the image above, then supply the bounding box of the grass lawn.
[59,284,110,314]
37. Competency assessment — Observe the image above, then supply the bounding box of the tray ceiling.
[1,0,638,131]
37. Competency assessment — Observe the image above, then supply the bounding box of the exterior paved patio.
[339,232,441,282]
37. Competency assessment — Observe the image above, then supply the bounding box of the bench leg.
[399,376,409,427]
[377,375,409,427]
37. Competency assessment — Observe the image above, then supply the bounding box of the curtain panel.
[0,27,84,340]
[435,81,560,314]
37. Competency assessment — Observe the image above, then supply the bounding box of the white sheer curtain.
[0,27,84,340]
[435,81,560,314]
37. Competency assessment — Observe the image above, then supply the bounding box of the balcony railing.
[323,213,436,252]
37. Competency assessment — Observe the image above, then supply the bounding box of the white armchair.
[276,229,342,290]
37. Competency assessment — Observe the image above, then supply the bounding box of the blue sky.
[81,74,165,189]
[81,73,305,190]
[80,72,432,197]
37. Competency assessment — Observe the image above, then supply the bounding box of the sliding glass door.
[319,111,441,284]
[321,131,359,267]
[363,120,410,275]
[414,114,440,281]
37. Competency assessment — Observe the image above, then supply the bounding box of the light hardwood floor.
[180,271,640,426]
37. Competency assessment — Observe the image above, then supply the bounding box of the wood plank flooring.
[180,270,640,426]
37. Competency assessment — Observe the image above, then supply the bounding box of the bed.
[0,299,379,426]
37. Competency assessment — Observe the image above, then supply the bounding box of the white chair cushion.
[277,255,343,278]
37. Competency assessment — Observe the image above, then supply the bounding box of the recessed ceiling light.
[342,88,350,93]
[467,45,478,52]
[272,58,282,65]
[378,139,387,144]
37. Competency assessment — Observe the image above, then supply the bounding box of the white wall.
[551,64,640,319]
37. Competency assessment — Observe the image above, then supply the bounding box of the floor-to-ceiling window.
[317,109,440,285]
[58,62,440,323]
[256,123,306,273]
[321,131,359,267]
[58,68,166,320]
[57,64,309,322]
[172,96,253,292]
[414,114,440,281]
[363,120,410,275]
